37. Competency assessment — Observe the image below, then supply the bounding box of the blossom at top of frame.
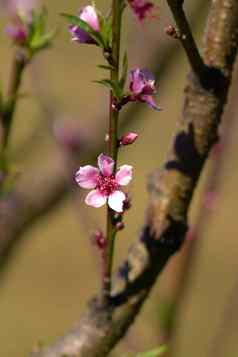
[129,68,160,110]
[127,0,155,21]
[75,153,133,213]
[0,0,37,16]
[69,5,100,44]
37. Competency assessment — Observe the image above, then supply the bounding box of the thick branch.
[31,0,238,356]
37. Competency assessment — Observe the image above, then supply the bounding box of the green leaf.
[136,345,168,357]
[97,64,115,70]
[61,13,105,48]
[30,28,57,51]
[119,51,128,89]
[94,79,123,99]
[100,16,112,49]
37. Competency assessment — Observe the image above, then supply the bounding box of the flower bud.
[92,230,107,249]
[69,5,100,44]
[120,132,138,146]
[164,25,179,39]
[123,194,131,210]
[5,24,28,45]
[115,221,125,231]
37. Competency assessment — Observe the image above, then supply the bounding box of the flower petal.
[115,165,133,186]
[85,189,107,208]
[75,165,99,189]
[140,95,161,111]
[98,153,114,176]
[108,190,126,213]
[69,24,93,44]
[80,5,100,32]
[129,68,144,94]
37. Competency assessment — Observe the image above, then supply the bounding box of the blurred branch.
[31,1,238,356]
[159,65,238,347]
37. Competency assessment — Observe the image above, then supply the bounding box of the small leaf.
[61,13,105,48]
[136,345,168,357]
[97,64,115,70]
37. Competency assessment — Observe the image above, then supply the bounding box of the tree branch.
[166,0,205,79]
[31,0,238,356]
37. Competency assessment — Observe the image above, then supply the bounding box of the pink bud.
[120,132,138,146]
[115,221,125,231]
[92,230,107,249]
[5,24,28,44]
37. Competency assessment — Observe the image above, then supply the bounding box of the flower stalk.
[103,0,124,302]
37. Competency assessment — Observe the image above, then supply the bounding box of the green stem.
[103,0,123,302]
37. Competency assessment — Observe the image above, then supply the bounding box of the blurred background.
[1,0,238,356]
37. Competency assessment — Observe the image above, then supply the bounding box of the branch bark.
[31,0,238,356]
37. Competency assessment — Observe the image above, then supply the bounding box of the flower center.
[97,174,118,196]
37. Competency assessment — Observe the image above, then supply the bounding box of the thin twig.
[166,0,206,79]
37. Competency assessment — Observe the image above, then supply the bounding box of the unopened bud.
[5,24,28,45]
[92,230,107,249]
[115,221,125,231]
[165,25,179,39]
[120,132,138,146]
[123,194,131,210]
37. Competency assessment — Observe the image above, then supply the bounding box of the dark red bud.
[165,25,179,39]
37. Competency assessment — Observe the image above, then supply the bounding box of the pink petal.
[115,165,133,186]
[108,190,126,212]
[98,153,114,176]
[140,94,161,111]
[129,68,144,94]
[85,189,107,208]
[75,165,99,189]
[80,5,100,32]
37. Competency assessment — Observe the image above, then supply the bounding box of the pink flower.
[127,0,154,21]
[69,5,100,44]
[75,154,133,213]
[129,68,160,110]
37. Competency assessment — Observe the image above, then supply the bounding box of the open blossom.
[69,5,100,44]
[127,0,154,21]
[129,68,160,110]
[75,154,133,213]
